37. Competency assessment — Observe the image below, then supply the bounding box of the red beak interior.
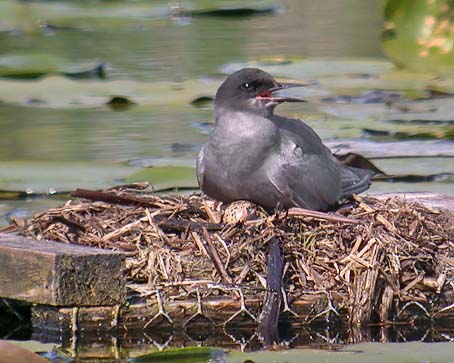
[256,82,306,103]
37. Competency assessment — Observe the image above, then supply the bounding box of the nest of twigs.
[7,185,454,323]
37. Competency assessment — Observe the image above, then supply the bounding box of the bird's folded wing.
[268,153,341,211]
[339,166,373,199]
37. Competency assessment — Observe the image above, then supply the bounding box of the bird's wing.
[270,115,372,208]
[196,145,206,189]
[339,165,372,198]
[267,141,342,211]
[267,115,344,210]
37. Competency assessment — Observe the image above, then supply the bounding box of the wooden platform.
[0,234,126,306]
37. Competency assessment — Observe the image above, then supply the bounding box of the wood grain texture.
[0,234,126,306]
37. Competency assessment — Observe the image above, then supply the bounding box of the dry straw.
[8,185,454,324]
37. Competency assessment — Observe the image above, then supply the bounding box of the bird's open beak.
[256,82,306,103]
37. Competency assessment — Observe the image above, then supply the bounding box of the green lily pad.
[0,161,135,194]
[0,0,277,31]
[1,198,66,227]
[130,346,225,363]
[370,178,454,195]
[0,54,106,79]
[383,0,454,74]
[363,126,454,140]
[373,156,454,176]
[125,166,198,191]
[0,1,168,28]
[221,58,394,79]
[220,58,443,99]
[427,76,454,94]
[228,342,454,363]
[325,139,454,158]
[320,98,454,124]
[0,76,218,108]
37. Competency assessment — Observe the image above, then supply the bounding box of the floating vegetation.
[130,346,225,363]
[0,54,107,80]
[322,90,402,104]
[363,126,454,141]
[5,186,454,326]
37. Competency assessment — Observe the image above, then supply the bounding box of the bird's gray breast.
[197,111,279,201]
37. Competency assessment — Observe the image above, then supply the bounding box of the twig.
[71,188,160,207]
[103,217,147,241]
[258,237,283,346]
[202,227,233,284]
[157,216,224,232]
[286,207,361,224]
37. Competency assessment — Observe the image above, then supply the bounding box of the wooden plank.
[0,233,126,306]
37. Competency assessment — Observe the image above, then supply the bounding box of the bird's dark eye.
[241,82,255,91]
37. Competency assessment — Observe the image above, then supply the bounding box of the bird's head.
[214,68,305,117]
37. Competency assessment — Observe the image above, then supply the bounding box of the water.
[1,0,452,204]
[0,0,454,360]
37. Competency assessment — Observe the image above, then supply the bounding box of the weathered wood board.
[0,234,126,306]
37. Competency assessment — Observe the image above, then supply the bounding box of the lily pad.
[427,76,454,94]
[130,346,225,363]
[0,161,135,194]
[125,166,198,191]
[321,98,454,124]
[0,0,278,31]
[375,172,454,182]
[221,58,446,99]
[362,126,454,140]
[221,58,394,79]
[325,139,454,158]
[322,90,401,104]
[228,342,454,363]
[369,179,454,195]
[372,156,454,175]
[383,0,454,74]
[0,76,218,108]
[0,198,64,227]
[0,54,107,79]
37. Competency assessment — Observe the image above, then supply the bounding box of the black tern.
[196,68,372,211]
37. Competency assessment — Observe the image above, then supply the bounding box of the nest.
[7,185,454,324]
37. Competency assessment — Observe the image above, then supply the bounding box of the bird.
[196,68,372,211]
